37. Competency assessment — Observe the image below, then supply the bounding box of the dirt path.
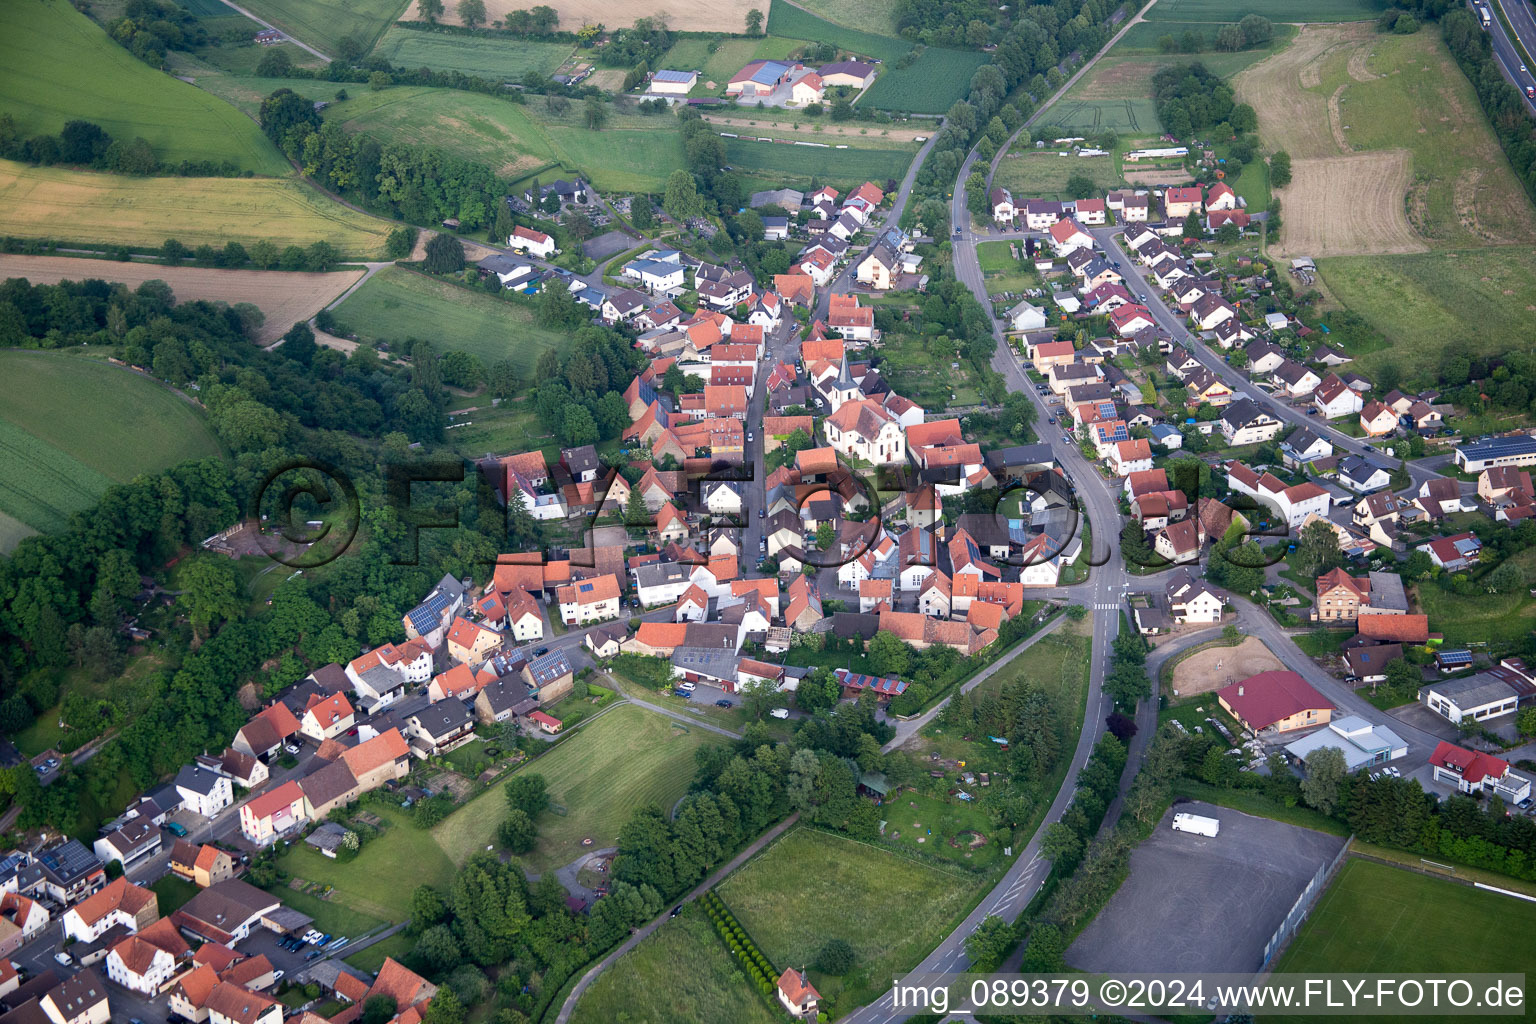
[0,255,363,345]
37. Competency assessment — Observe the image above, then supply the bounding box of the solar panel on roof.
[1438,649,1473,665]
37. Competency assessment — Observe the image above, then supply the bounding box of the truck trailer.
[1172,812,1220,837]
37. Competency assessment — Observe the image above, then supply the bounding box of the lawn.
[1272,858,1536,1024]
[343,932,414,974]
[1317,249,1536,378]
[370,27,574,81]
[237,0,410,54]
[1413,578,1536,649]
[687,35,803,94]
[570,910,781,1024]
[329,267,569,371]
[0,160,395,256]
[0,0,288,176]
[717,827,976,1012]
[0,352,223,545]
[1142,0,1384,21]
[993,148,1123,199]
[271,805,456,923]
[149,875,200,916]
[444,401,558,463]
[430,704,723,872]
[976,238,1043,295]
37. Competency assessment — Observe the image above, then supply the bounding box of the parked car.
[770,708,790,719]
[714,699,732,708]
[671,688,693,699]
[746,432,754,443]
[533,647,549,657]
[53,953,72,967]
[678,682,696,692]
[273,970,284,981]
[165,822,189,838]
[284,743,301,755]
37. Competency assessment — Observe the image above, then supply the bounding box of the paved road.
[881,613,1069,752]
[1490,0,1536,115]
[1090,227,1448,492]
[553,812,801,1024]
[212,0,330,61]
[815,131,944,321]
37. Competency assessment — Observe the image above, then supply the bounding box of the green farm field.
[570,911,781,1024]
[329,266,569,371]
[788,0,898,36]
[0,159,395,256]
[0,353,223,548]
[993,148,1122,198]
[1272,858,1536,1024]
[236,0,410,55]
[724,138,914,190]
[0,0,289,176]
[766,0,907,61]
[1317,249,1536,377]
[370,27,574,81]
[765,0,984,113]
[431,705,723,872]
[1143,0,1386,22]
[1112,21,1300,74]
[718,828,976,1010]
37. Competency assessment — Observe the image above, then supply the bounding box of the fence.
[1260,837,1352,970]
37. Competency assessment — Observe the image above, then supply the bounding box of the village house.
[507,225,556,258]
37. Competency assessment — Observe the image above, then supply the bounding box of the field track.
[0,256,364,345]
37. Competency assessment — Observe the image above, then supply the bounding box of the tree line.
[0,113,242,178]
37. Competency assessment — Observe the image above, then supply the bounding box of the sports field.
[570,911,781,1024]
[0,160,395,256]
[1273,858,1536,1024]
[329,266,569,371]
[238,0,409,54]
[0,352,223,548]
[0,0,288,176]
[1142,0,1383,22]
[0,255,363,345]
[431,705,723,872]
[370,27,574,81]
[1237,24,1536,256]
[718,828,975,1009]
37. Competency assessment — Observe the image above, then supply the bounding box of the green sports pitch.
[1272,857,1536,1024]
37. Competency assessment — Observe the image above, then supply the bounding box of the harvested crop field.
[1235,23,1371,160]
[1277,152,1425,257]
[0,160,395,257]
[1239,24,1536,254]
[0,256,363,345]
[432,0,757,31]
[1170,637,1284,697]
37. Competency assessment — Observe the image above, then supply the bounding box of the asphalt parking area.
[1066,801,1347,974]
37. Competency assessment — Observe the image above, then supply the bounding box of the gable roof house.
[1219,398,1282,446]
[231,702,301,762]
[1218,671,1333,733]
[1313,373,1363,419]
[402,574,469,649]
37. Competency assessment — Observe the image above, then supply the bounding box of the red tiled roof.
[1430,741,1509,785]
[1217,671,1331,730]
[1357,613,1428,643]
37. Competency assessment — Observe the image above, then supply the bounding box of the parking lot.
[1066,801,1347,974]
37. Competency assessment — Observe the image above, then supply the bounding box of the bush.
[814,938,855,975]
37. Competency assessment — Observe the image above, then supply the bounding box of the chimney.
[1237,685,1244,697]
